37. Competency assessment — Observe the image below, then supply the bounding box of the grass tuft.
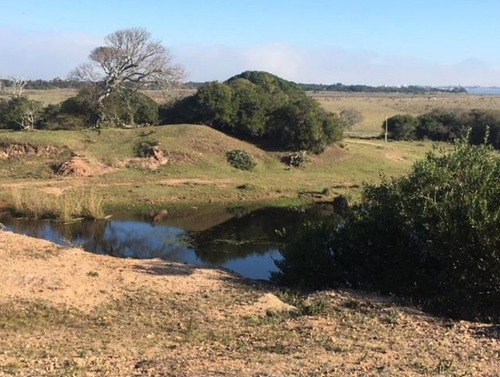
[11,187,105,221]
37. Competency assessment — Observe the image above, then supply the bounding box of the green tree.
[228,78,270,138]
[193,82,235,130]
[165,71,343,153]
[269,97,342,153]
[385,114,418,140]
[1,96,43,130]
[45,87,158,129]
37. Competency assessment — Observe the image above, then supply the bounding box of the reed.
[10,187,105,221]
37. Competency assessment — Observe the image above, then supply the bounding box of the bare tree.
[2,77,27,99]
[70,28,184,125]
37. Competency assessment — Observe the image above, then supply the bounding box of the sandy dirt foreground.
[0,230,499,376]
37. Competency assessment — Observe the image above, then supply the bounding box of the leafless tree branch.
[70,27,184,120]
[2,77,28,99]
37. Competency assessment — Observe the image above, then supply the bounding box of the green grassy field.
[0,124,435,212]
[4,89,493,211]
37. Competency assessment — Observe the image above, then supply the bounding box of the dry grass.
[11,187,104,221]
[0,125,438,211]
[0,232,499,376]
[313,92,500,137]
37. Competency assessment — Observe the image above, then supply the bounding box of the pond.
[0,204,336,280]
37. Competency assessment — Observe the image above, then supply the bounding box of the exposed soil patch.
[53,156,113,177]
[0,142,67,160]
[124,146,169,171]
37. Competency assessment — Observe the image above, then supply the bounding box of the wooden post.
[384,116,388,143]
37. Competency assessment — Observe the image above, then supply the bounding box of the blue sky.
[1,0,500,85]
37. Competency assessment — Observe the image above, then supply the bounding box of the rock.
[149,209,168,223]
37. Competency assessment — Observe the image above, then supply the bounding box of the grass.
[11,187,104,221]
[2,89,486,211]
[312,92,500,137]
[0,125,437,212]
[1,285,487,376]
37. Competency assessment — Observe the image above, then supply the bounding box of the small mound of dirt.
[0,142,66,160]
[54,156,112,177]
[126,147,169,171]
[238,293,297,317]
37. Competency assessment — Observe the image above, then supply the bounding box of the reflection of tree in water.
[3,217,192,261]
[93,221,191,260]
[2,205,337,265]
[189,207,310,264]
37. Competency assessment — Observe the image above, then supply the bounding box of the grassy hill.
[0,124,433,211]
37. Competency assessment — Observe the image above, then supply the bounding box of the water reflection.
[0,205,333,280]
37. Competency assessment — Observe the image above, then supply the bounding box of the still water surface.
[1,206,329,280]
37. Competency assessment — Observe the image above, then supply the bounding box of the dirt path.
[1,230,499,376]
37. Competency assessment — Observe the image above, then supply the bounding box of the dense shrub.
[416,108,466,141]
[134,139,160,158]
[226,149,256,170]
[339,109,363,130]
[44,86,158,129]
[0,96,44,130]
[385,114,418,140]
[282,150,308,167]
[162,71,343,153]
[273,142,500,321]
[384,108,500,149]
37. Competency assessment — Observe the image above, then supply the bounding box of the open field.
[313,92,500,137]
[0,125,435,212]
[1,230,499,376]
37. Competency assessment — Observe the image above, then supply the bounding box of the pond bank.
[1,230,499,376]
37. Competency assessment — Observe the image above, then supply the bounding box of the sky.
[1,0,500,86]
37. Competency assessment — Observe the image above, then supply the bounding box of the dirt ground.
[0,230,499,376]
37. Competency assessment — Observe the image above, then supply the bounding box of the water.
[0,205,333,280]
[465,87,500,95]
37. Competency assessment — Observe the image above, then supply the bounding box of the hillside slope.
[0,125,433,210]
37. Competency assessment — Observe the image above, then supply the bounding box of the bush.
[282,151,307,167]
[164,71,343,153]
[45,86,158,129]
[226,149,256,170]
[269,97,342,153]
[134,139,160,158]
[384,114,418,140]
[339,109,363,130]
[384,108,500,150]
[274,141,500,321]
[0,96,44,130]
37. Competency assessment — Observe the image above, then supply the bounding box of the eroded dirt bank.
[0,230,499,376]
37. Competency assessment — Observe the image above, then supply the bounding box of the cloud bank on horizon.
[1,26,500,87]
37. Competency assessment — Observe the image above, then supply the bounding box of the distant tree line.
[186,82,467,94]
[5,78,466,95]
[385,108,500,149]
[299,83,467,94]
[0,78,88,90]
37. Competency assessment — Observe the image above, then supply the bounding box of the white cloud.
[0,27,101,79]
[173,44,500,86]
[1,27,499,86]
